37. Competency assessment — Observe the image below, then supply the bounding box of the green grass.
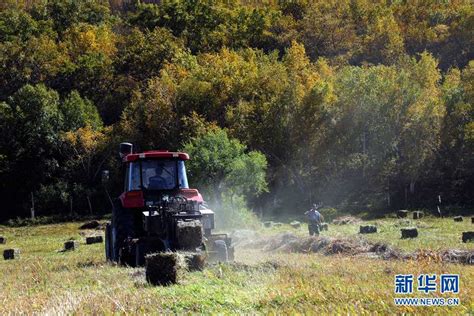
[0,217,473,314]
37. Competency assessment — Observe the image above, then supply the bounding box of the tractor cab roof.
[123,150,190,162]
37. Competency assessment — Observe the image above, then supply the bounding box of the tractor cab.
[105,143,232,267]
[119,145,203,209]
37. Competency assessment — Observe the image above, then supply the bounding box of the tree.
[0,84,63,216]
[115,27,185,82]
[61,90,102,131]
[182,128,267,207]
[62,125,111,214]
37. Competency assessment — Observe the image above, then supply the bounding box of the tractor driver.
[148,163,173,190]
[305,204,324,236]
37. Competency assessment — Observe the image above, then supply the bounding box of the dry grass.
[0,218,472,314]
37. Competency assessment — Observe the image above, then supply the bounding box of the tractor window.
[178,160,189,189]
[142,160,177,190]
[125,162,141,191]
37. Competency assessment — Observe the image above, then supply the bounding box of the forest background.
[0,0,472,224]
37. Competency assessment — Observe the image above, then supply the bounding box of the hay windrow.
[332,216,361,225]
[236,231,473,265]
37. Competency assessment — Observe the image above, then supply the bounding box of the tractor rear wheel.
[111,200,135,266]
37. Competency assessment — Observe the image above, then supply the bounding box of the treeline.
[0,0,473,220]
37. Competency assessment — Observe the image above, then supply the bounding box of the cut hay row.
[238,231,474,265]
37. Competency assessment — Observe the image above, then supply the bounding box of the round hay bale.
[3,248,20,260]
[146,252,186,286]
[472,217,474,224]
[86,236,103,245]
[263,221,273,228]
[320,223,328,231]
[413,211,424,220]
[401,227,418,239]
[176,220,203,250]
[454,216,463,222]
[359,225,377,234]
[64,240,79,251]
[290,221,301,229]
[397,210,408,218]
[462,231,474,243]
[0,236,6,244]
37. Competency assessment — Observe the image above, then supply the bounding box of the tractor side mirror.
[101,170,110,184]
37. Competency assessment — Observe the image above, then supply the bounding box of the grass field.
[0,216,473,314]
[267,216,474,252]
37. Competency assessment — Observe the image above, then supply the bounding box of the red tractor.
[105,143,233,266]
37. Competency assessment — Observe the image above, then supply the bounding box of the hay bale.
[472,217,474,224]
[181,251,206,271]
[454,216,463,222]
[145,252,186,286]
[0,236,6,244]
[176,220,203,250]
[64,240,79,251]
[320,223,328,231]
[397,210,408,218]
[462,231,474,243]
[290,221,301,229]
[85,236,103,245]
[3,248,20,260]
[359,225,377,234]
[79,221,101,229]
[273,222,283,227]
[413,211,424,220]
[263,221,273,228]
[401,227,418,239]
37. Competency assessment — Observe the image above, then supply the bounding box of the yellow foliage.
[63,125,108,153]
[65,24,116,58]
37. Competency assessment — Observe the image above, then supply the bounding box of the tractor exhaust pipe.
[119,142,133,158]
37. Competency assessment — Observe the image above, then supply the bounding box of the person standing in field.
[305,204,324,236]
